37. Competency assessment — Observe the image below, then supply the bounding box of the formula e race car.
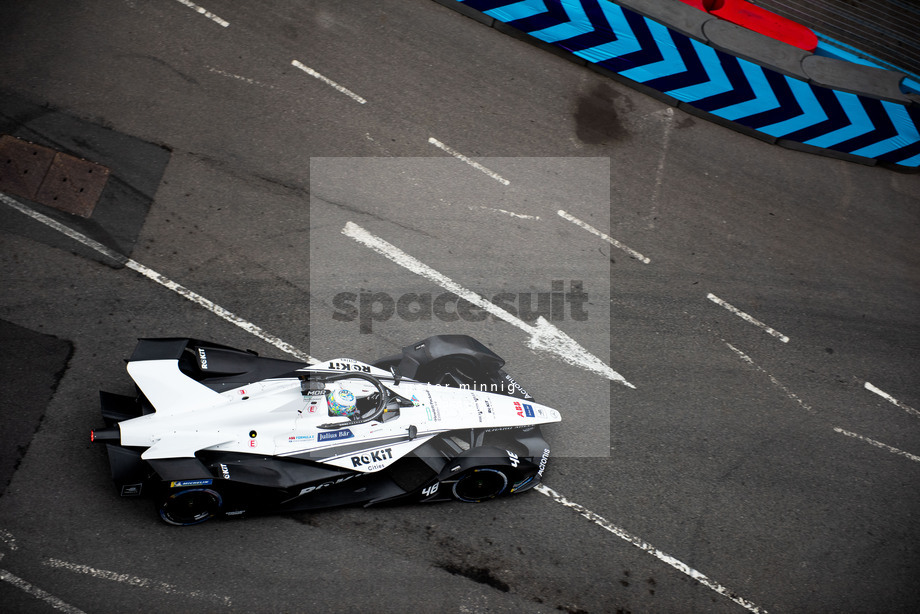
[92,335,560,525]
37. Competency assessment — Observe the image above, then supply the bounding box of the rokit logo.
[351,447,394,467]
[198,347,209,370]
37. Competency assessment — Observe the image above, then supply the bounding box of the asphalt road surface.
[1,1,918,613]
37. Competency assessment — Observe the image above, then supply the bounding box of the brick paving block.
[34,152,111,218]
[0,134,56,200]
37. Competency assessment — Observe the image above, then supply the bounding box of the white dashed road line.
[1,533,231,610]
[832,428,920,463]
[291,60,367,104]
[535,485,768,614]
[207,67,276,89]
[0,529,17,551]
[0,565,87,614]
[44,559,232,606]
[0,193,316,364]
[725,342,812,413]
[864,382,920,418]
[557,209,650,264]
[174,0,229,27]
[470,205,540,220]
[342,221,634,386]
[726,341,919,464]
[427,137,511,185]
[708,293,790,343]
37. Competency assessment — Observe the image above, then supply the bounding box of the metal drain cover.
[0,134,57,200]
[0,134,111,218]
[35,152,111,217]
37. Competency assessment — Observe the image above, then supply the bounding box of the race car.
[92,335,560,525]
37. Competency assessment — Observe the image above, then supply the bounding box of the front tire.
[158,488,223,526]
[452,468,509,503]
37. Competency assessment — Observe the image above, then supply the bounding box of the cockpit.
[300,372,414,429]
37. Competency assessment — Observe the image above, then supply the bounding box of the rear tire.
[158,488,223,526]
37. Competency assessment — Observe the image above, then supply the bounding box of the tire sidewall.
[158,488,223,526]
[451,467,509,503]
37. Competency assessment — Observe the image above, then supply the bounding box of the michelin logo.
[170,479,213,488]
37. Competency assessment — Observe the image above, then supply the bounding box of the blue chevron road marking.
[617,18,683,83]
[850,101,920,159]
[529,0,590,43]
[758,77,827,138]
[804,91,871,149]
[483,0,547,22]
[711,61,779,122]
[455,0,920,167]
[664,40,732,103]
[572,3,642,64]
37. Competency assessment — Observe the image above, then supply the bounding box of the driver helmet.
[326,387,358,418]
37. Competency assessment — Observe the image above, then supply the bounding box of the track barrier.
[435,0,920,170]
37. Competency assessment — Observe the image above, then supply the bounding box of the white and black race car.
[92,335,560,525]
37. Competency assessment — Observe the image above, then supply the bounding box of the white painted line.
[832,428,920,463]
[725,342,813,413]
[207,67,275,89]
[470,205,540,220]
[44,558,232,606]
[427,137,510,186]
[0,193,316,364]
[0,568,87,614]
[121,260,316,363]
[649,107,674,229]
[342,222,634,387]
[726,342,920,465]
[535,485,767,613]
[0,529,18,551]
[291,60,367,104]
[708,293,789,343]
[174,0,229,27]
[557,209,650,264]
[864,382,920,418]
[1,193,131,264]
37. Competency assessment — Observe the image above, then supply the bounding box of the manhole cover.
[35,152,111,218]
[0,134,56,200]
[0,134,111,218]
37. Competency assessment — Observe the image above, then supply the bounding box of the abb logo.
[513,401,535,418]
